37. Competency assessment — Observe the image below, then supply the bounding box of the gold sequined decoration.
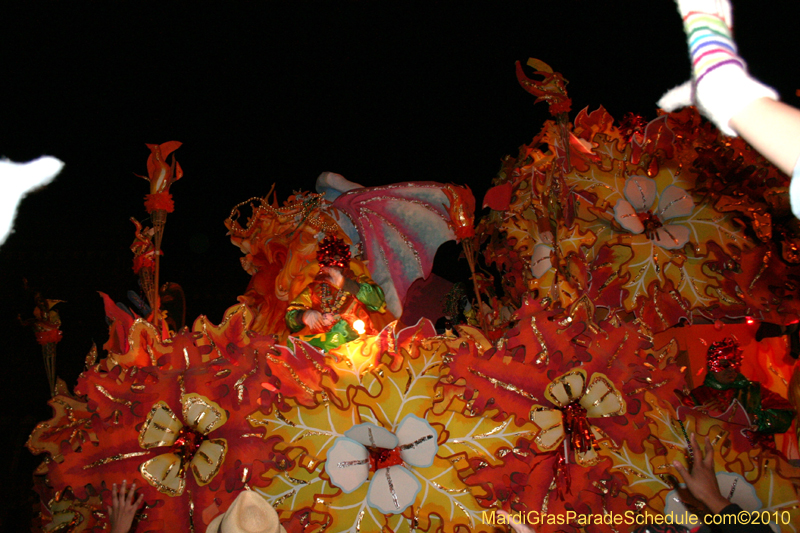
[85,343,98,368]
[567,295,603,336]
[530,318,549,365]
[429,480,470,495]
[616,467,649,480]
[83,451,150,469]
[296,342,327,375]
[265,354,315,397]
[606,332,628,368]
[541,478,557,514]
[271,489,295,508]
[628,378,668,395]
[182,395,224,433]
[454,501,473,526]
[404,367,414,395]
[468,369,540,402]
[187,490,195,533]
[246,415,269,432]
[94,385,133,407]
[275,410,296,427]
[227,193,340,237]
[234,355,259,404]
[355,509,365,532]
[399,433,435,450]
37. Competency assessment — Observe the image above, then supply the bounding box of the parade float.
[26,60,800,532]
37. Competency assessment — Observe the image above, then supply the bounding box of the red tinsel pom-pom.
[132,255,155,274]
[317,235,351,269]
[144,191,175,213]
[707,337,743,372]
[35,328,63,345]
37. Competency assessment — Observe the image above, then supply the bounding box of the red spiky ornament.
[316,234,350,269]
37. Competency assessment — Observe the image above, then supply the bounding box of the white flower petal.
[653,224,690,249]
[614,199,644,235]
[395,414,438,468]
[623,175,657,211]
[717,472,761,511]
[327,438,370,493]
[531,244,554,279]
[367,466,420,514]
[344,423,398,449]
[658,185,694,220]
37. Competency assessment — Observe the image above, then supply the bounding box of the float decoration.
[27,55,800,532]
[135,141,183,324]
[479,66,800,332]
[226,190,347,339]
[330,181,459,319]
[130,217,158,313]
[19,289,64,397]
[26,301,331,532]
[251,319,538,533]
[621,392,800,526]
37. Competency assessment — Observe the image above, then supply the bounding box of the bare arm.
[729,97,800,177]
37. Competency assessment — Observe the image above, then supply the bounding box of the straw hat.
[206,490,286,533]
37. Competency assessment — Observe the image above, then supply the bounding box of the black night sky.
[1,1,797,528]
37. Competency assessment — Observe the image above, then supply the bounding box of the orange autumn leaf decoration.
[443,184,476,240]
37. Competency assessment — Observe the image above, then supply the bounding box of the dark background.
[1,1,797,529]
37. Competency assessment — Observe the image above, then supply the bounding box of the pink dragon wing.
[331,182,456,317]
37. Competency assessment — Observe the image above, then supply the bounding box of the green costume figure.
[682,338,795,442]
[285,235,385,351]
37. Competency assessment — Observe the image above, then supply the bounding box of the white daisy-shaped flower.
[326,414,438,514]
[613,175,694,250]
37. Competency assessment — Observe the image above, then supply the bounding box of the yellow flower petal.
[529,407,565,451]
[140,452,186,496]
[191,438,227,485]
[139,402,183,449]
[545,369,586,408]
[580,373,626,418]
[181,393,227,434]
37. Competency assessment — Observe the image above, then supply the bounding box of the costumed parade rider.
[285,234,385,351]
[681,338,795,445]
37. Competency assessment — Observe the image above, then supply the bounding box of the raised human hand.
[658,0,776,136]
[321,313,339,328]
[672,433,729,513]
[302,310,326,330]
[108,479,144,533]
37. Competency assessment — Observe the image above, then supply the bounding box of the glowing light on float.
[353,319,366,335]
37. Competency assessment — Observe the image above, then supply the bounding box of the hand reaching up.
[109,480,144,533]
